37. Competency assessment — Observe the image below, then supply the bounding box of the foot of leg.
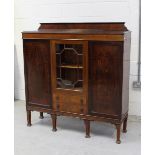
[123,115,128,133]
[115,124,121,144]
[27,110,32,127]
[39,112,44,119]
[84,120,90,138]
[51,114,57,132]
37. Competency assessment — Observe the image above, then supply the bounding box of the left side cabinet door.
[23,39,52,108]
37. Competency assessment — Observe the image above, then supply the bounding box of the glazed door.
[23,39,52,108]
[89,41,123,117]
[51,40,88,114]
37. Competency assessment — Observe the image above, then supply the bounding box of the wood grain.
[23,23,131,143]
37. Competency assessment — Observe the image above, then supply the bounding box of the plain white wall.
[14,0,141,116]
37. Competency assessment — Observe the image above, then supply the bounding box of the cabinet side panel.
[88,41,123,117]
[122,33,131,115]
[23,39,52,107]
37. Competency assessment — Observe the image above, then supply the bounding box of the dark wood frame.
[22,23,131,144]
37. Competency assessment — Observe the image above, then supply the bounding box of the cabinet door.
[89,41,123,117]
[51,40,88,114]
[23,40,52,108]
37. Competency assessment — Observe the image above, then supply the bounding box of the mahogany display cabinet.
[22,23,131,144]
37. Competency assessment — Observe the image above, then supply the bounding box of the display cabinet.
[22,23,131,143]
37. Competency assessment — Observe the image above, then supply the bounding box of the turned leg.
[51,114,57,132]
[115,124,121,144]
[123,115,128,133]
[84,120,90,138]
[39,112,44,119]
[27,110,32,127]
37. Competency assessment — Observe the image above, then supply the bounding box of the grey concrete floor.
[15,100,141,155]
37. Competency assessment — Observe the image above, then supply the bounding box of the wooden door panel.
[23,39,52,107]
[89,41,123,116]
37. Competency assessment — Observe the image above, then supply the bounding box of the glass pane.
[56,43,83,91]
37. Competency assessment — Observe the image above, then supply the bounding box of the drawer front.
[53,93,86,114]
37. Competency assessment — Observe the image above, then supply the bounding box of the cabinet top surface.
[22,22,130,35]
[22,29,129,35]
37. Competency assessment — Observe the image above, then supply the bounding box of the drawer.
[53,93,86,114]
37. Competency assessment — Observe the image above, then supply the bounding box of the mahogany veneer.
[22,23,131,144]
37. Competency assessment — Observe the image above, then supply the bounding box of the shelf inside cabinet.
[59,65,83,69]
[57,87,83,92]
